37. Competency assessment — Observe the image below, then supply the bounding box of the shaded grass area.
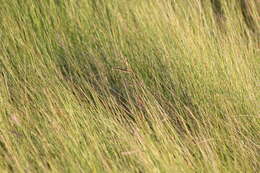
[0,0,259,172]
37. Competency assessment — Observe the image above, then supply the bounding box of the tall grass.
[0,0,259,172]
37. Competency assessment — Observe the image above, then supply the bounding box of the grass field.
[0,0,259,172]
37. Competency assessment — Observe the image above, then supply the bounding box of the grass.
[0,0,259,172]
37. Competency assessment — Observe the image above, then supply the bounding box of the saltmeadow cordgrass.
[0,0,259,172]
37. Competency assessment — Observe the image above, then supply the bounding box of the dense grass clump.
[0,0,259,172]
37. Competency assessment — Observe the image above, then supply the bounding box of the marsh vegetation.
[0,0,259,172]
